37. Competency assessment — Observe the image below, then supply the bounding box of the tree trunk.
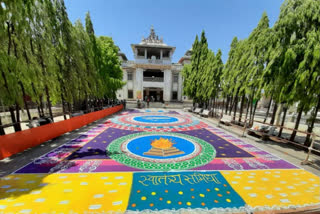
[304,95,320,146]
[10,106,21,132]
[275,104,283,126]
[278,106,287,137]
[39,95,44,117]
[233,95,238,121]
[61,93,67,120]
[72,96,78,112]
[244,97,250,126]
[45,85,54,122]
[0,116,5,135]
[1,68,15,134]
[15,104,21,130]
[229,95,234,115]
[264,98,272,123]
[30,83,41,118]
[68,102,72,116]
[212,98,215,115]
[20,44,33,121]
[225,96,229,114]
[19,82,31,120]
[7,22,12,55]
[270,102,278,125]
[239,95,245,123]
[249,98,254,124]
[251,99,259,125]
[37,106,41,118]
[290,106,304,142]
[38,43,53,121]
[222,98,225,114]
[94,98,97,110]
[85,93,89,113]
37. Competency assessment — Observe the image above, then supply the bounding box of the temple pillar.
[134,48,138,57]
[123,70,128,99]
[135,68,143,99]
[163,69,172,101]
[178,73,183,101]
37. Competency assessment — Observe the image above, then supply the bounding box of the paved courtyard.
[0,109,319,213]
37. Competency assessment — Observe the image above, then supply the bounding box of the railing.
[121,61,135,67]
[143,77,164,82]
[0,105,123,159]
[148,59,163,64]
[135,58,171,65]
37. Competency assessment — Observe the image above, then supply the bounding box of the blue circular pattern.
[133,115,178,124]
[126,135,195,159]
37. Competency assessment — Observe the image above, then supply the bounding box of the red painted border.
[0,105,123,159]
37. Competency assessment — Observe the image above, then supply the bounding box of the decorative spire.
[141,25,163,44]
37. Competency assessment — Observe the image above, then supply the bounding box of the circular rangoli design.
[107,132,216,171]
[109,113,207,131]
[133,115,179,124]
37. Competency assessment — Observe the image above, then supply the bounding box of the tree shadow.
[66,148,121,160]
[0,148,121,201]
[106,150,121,156]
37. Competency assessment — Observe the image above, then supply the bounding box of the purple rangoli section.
[15,127,139,173]
[179,128,254,158]
[67,128,139,160]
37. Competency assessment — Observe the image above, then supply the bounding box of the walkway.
[0,109,319,213]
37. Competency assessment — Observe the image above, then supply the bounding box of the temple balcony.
[143,69,164,83]
[143,77,164,82]
[135,58,171,65]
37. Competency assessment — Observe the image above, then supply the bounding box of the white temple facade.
[117,27,191,102]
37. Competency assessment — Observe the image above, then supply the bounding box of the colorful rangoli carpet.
[0,110,319,213]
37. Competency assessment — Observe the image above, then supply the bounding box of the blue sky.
[65,0,283,63]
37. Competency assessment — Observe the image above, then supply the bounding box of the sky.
[65,0,284,63]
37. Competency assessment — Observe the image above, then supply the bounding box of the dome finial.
[141,26,163,44]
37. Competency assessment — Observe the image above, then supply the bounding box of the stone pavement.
[0,108,319,213]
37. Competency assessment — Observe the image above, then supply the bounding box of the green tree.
[96,36,124,99]
[0,0,125,134]
[185,31,210,105]
[186,35,200,103]
[268,0,320,143]
[222,37,238,115]
[245,12,271,124]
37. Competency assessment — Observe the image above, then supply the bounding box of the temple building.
[117,27,191,102]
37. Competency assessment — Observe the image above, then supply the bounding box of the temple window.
[127,72,133,80]
[173,74,179,83]
[172,91,178,100]
[137,49,144,57]
[163,50,170,58]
